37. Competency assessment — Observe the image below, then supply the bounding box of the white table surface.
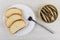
[0,0,60,40]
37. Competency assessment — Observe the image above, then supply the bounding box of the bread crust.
[5,15,22,28]
[9,19,23,28]
[5,7,27,34]
[9,20,26,34]
[7,13,22,18]
[5,7,22,18]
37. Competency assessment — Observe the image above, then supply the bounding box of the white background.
[0,0,60,40]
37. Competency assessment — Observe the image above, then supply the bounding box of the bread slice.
[6,15,22,28]
[5,8,22,18]
[9,20,26,34]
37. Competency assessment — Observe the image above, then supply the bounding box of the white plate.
[4,4,36,36]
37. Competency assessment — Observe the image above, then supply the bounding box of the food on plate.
[6,15,22,28]
[5,8,22,18]
[5,7,26,34]
[9,20,26,34]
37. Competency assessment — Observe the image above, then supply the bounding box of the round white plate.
[5,4,36,36]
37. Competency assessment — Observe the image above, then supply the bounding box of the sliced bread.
[5,8,22,18]
[6,15,22,28]
[9,20,26,34]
